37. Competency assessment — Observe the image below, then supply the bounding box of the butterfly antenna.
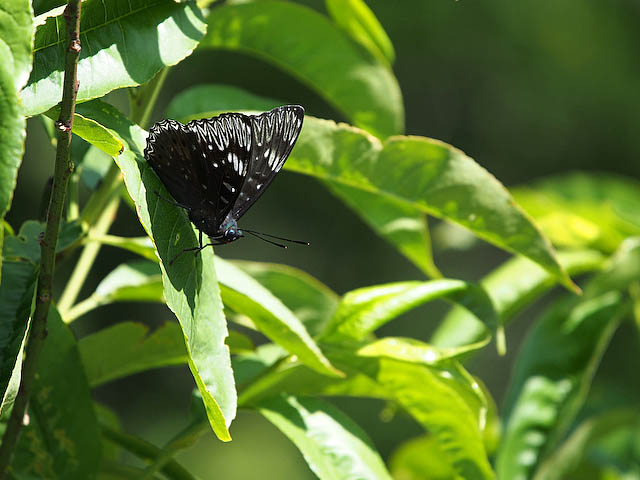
[244,230,288,249]
[244,229,310,246]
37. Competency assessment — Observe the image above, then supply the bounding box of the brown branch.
[0,0,83,475]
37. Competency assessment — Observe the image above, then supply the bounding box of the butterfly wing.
[230,105,305,220]
[145,113,253,228]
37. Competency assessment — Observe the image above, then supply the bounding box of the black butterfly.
[144,105,306,261]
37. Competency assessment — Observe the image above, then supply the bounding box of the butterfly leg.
[153,190,191,211]
[168,232,226,266]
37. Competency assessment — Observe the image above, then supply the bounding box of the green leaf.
[0,261,37,419]
[322,279,498,344]
[231,260,339,337]
[167,84,281,123]
[0,0,33,281]
[166,85,439,277]
[431,249,606,349]
[3,219,83,264]
[67,260,163,321]
[357,336,490,365]
[88,234,158,262]
[512,173,640,253]
[496,292,629,479]
[533,410,640,480]
[77,99,236,442]
[259,395,392,480]
[80,322,251,388]
[325,0,395,66]
[22,0,207,117]
[215,257,342,378]
[283,117,576,290]
[0,0,34,92]
[79,322,186,388]
[237,349,494,479]
[201,1,403,138]
[11,307,101,479]
[389,434,457,480]
[45,109,124,157]
[339,355,495,480]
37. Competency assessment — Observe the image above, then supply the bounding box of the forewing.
[188,113,252,225]
[231,105,305,219]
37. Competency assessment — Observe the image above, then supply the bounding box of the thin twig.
[0,0,82,475]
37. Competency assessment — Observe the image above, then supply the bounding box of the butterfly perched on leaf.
[144,105,307,261]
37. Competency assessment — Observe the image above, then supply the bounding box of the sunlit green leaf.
[77,99,236,442]
[11,307,101,479]
[432,249,605,349]
[0,0,33,281]
[45,109,124,157]
[290,121,576,291]
[389,434,457,480]
[237,348,494,479]
[0,0,34,92]
[357,336,490,365]
[259,395,392,480]
[201,1,403,138]
[215,257,342,377]
[322,279,497,344]
[23,0,207,116]
[513,173,640,253]
[325,0,395,66]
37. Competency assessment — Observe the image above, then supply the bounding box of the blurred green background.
[9,0,640,477]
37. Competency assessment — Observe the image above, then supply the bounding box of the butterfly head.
[222,222,243,243]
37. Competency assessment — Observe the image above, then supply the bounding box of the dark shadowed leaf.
[0,261,37,420]
[259,395,392,480]
[23,0,207,116]
[11,307,100,479]
[201,1,403,138]
[79,322,186,387]
[3,219,83,264]
[496,239,640,480]
[167,85,280,123]
[533,410,640,480]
